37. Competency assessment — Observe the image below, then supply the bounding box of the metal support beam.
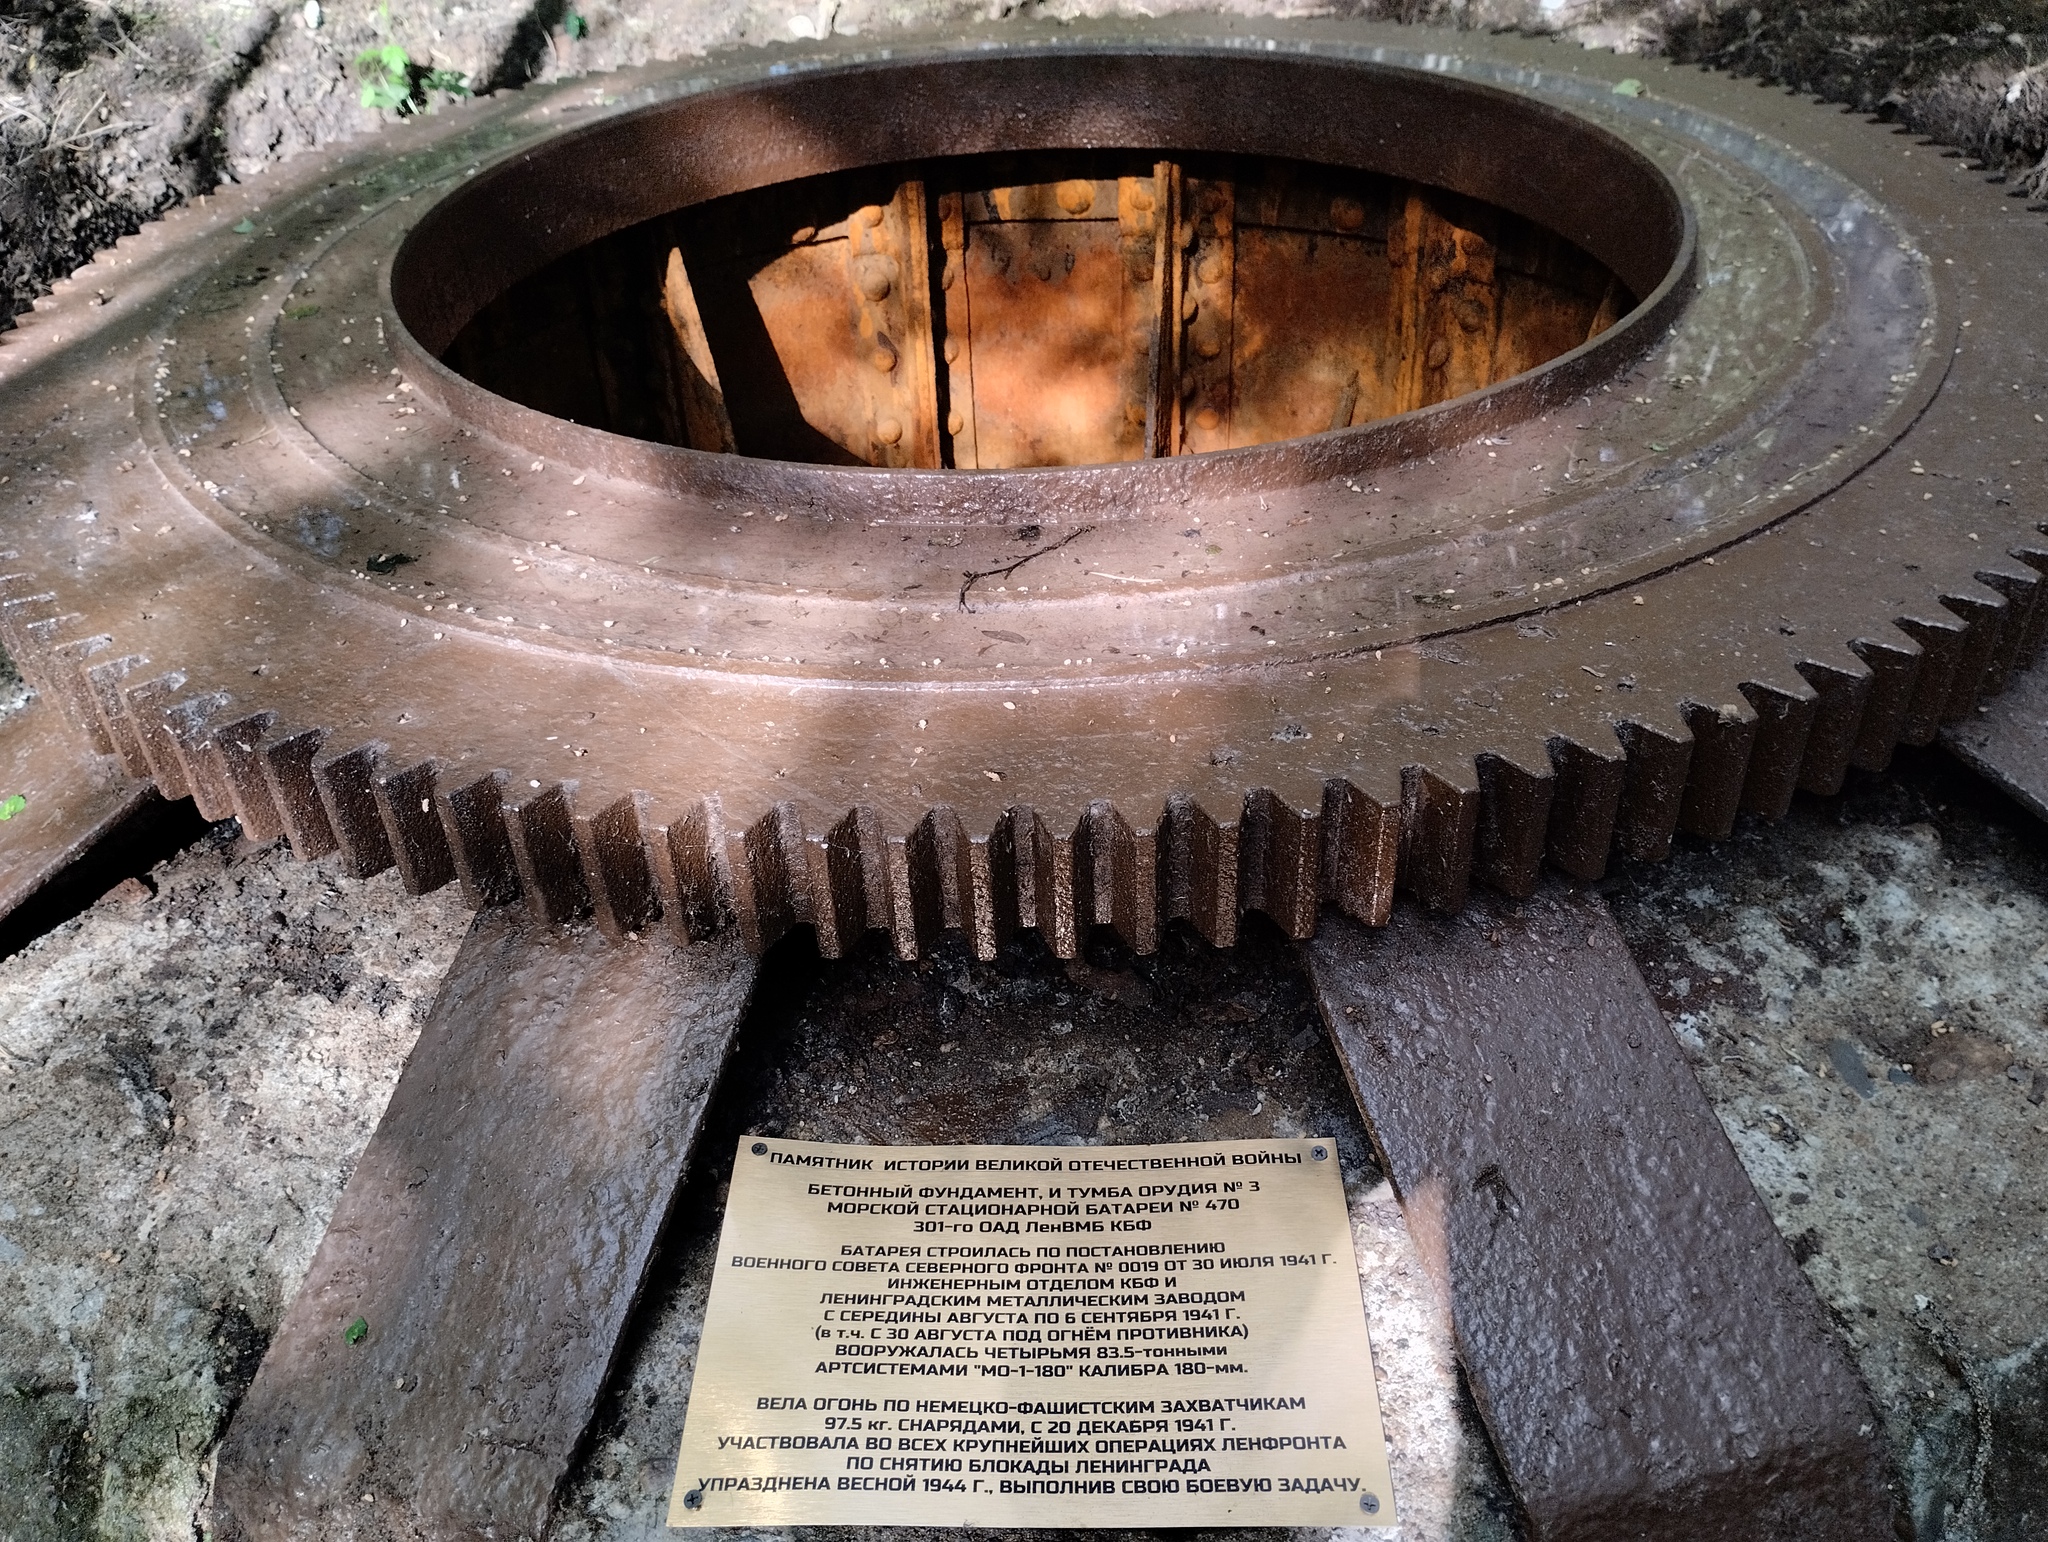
[1303,887,1897,1541]
[213,908,756,1540]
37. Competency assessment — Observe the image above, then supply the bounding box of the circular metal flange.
[1,18,2042,962]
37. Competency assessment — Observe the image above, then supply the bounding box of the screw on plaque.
[751,1141,768,1155]
[1360,1491,1381,1514]
[1311,1145,1329,1161]
[683,1484,706,1510]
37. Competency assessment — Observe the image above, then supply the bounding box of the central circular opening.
[441,148,1633,470]
[393,50,1688,485]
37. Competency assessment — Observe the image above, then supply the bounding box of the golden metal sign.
[669,1137,1396,1527]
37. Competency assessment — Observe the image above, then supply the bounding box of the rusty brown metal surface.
[1943,654,2048,822]
[0,20,2041,971]
[0,693,151,926]
[211,907,755,1541]
[1304,889,1898,1540]
[455,153,1628,471]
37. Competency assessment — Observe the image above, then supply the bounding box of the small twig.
[958,525,1093,612]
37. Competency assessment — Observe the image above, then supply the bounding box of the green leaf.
[344,1317,369,1345]
[358,42,410,76]
[0,794,25,820]
[421,67,471,98]
[232,218,255,234]
[360,78,406,111]
[1611,78,1645,98]
[564,11,588,39]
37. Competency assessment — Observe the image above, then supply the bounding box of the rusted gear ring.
[2,19,2043,963]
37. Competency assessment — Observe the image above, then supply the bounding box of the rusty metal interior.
[443,151,1630,469]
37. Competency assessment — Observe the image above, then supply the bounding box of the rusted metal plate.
[1945,658,2048,822]
[1302,890,1896,1540]
[0,695,151,927]
[211,908,756,1541]
[2,28,2040,970]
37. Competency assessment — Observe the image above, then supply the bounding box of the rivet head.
[1128,182,1156,213]
[857,204,885,227]
[1197,256,1223,285]
[1196,334,1223,360]
[876,417,903,445]
[858,269,892,302]
[1330,196,1365,233]
[942,337,960,364]
[1426,337,1452,370]
[1195,406,1221,431]
[1056,179,1095,214]
[946,409,965,435]
[873,346,897,373]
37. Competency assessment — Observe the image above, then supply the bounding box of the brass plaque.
[668,1137,1396,1527]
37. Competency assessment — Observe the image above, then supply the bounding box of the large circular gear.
[1,17,2042,963]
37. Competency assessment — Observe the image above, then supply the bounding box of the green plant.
[344,1317,369,1344]
[356,42,471,115]
[564,10,588,39]
[0,794,25,820]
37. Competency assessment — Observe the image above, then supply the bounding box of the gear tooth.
[647,798,737,946]
[1474,744,1555,900]
[1320,777,1398,928]
[1793,654,1874,796]
[1,589,65,690]
[84,656,153,778]
[965,825,999,963]
[569,792,659,940]
[162,692,237,821]
[1676,698,1759,839]
[1398,762,1479,915]
[438,770,522,908]
[1073,801,1159,955]
[1735,678,1818,819]
[1613,710,1694,861]
[803,815,850,961]
[1894,613,1967,743]
[212,713,285,842]
[881,831,921,962]
[1160,791,1239,948]
[1973,560,2044,691]
[904,806,978,959]
[503,780,589,923]
[1845,632,1924,771]
[1542,729,1627,881]
[259,728,339,861]
[1935,588,2008,722]
[1238,787,1319,941]
[121,672,194,799]
[312,741,397,879]
[371,759,457,896]
[825,805,893,953]
[987,805,1034,943]
[2009,539,2048,665]
[731,801,807,955]
[41,636,115,753]
[0,584,63,689]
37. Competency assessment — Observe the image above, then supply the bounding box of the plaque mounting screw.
[751,1142,768,1155]
[1311,1145,1329,1161]
[1360,1492,1380,1514]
